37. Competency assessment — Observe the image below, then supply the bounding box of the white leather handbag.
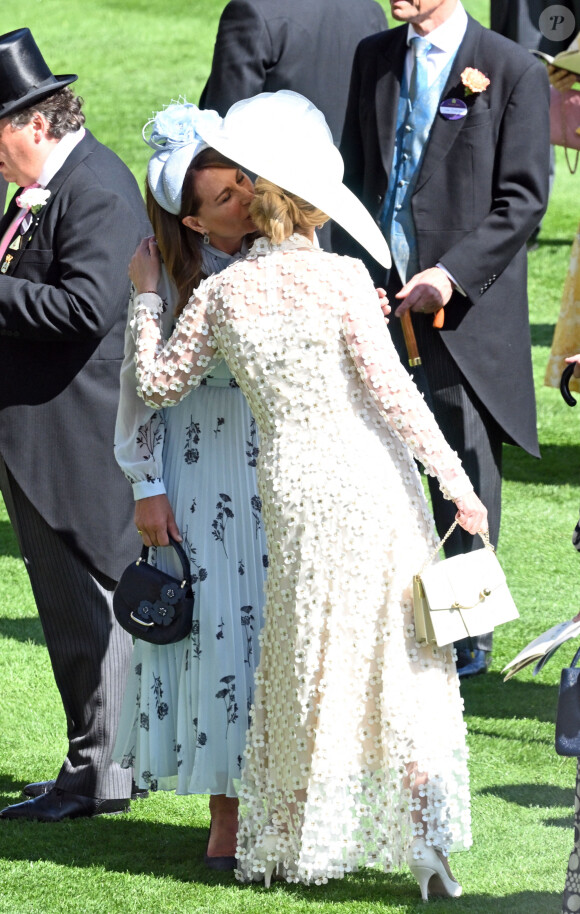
[413,521,519,648]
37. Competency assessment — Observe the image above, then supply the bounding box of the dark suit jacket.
[0,130,150,580]
[491,0,580,54]
[335,17,550,457]
[199,0,388,144]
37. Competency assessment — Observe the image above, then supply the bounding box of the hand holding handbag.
[113,535,194,644]
[413,521,519,648]
[555,644,580,756]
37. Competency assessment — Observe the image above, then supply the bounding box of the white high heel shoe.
[406,838,462,903]
[253,830,280,888]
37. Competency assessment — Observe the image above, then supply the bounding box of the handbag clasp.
[451,588,491,611]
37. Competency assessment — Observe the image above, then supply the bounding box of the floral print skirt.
[114,378,267,796]
[562,760,580,913]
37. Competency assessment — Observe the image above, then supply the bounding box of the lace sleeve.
[131,284,221,409]
[341,261,473,501]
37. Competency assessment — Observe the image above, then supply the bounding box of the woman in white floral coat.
[127,91,488,901]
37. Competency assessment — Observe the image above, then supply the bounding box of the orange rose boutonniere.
[461,67,490,95]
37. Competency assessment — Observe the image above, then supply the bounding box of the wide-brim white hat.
[199,90,391,269]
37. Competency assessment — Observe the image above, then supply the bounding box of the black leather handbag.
[113,535,194,645]
[555,644,580,756]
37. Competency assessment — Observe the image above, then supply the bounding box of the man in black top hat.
[0,28,149,821]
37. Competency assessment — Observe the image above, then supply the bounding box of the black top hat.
[0,28,77,119]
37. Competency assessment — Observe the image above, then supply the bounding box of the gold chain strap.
[418,520,494,577]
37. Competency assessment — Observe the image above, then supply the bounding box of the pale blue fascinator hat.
[143,101,222,215]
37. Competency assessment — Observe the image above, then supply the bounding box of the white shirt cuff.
[436,263,466,297]
[132,478,167,501]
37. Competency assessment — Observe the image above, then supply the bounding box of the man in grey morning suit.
[0,29,149,821]
[334,0,550,677]
[200,0,389,249]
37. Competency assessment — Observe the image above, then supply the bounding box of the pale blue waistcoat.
[381,50,456,283]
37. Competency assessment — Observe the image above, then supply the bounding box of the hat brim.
[0,73,78,119]
[200,92,391,269]
[267,170,393,272]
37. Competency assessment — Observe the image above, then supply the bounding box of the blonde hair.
[249,178,328,245]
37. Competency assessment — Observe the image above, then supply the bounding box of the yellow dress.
[545,224,580,393]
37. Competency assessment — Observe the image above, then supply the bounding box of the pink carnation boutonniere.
[461,67,490,95]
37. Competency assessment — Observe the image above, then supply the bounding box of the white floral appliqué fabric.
[131,235,473,885]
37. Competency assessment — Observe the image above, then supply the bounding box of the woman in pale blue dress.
[114,103,267,867]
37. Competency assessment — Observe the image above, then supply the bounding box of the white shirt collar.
[37,127,86,188]
[407,1,467,54]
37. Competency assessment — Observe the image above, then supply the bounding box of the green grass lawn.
[0,1,577,911]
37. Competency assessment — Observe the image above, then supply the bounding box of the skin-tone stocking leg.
[207,794,239,857]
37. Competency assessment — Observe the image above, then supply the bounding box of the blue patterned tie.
[408,35,431,109]
[382,35,438,283]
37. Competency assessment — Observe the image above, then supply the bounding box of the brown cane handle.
[433,308,445,329]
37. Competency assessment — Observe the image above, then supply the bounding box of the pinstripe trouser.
[390,314,502,654]
[0,456,132,799]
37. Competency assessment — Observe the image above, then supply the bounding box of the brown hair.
[10,87,85,139]
[146,147,242,316]
[249,178,328,245]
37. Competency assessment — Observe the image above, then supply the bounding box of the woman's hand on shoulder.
[453,491,488,536]
[377,287,390,321]
[129,236,162,294]
[135,494,182,548]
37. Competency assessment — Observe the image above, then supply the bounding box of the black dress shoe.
[23,779,55,798]
[457,649,491,680]
[1,788,129,822]
[454,647,472,670]
[23,779,148,801]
